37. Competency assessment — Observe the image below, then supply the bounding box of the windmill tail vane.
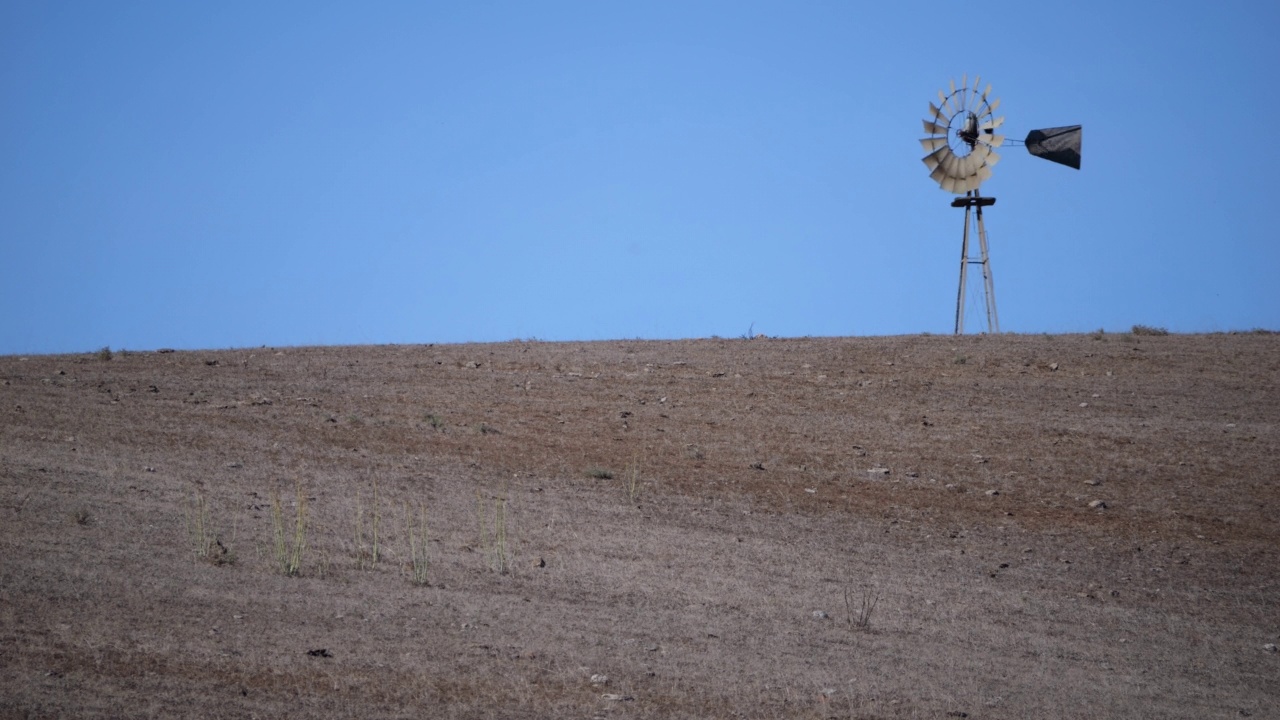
[1023,125,1082,169]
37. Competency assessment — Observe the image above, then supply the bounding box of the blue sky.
[3,2,1277,354]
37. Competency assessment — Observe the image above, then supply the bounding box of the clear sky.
[3,2,1277,354]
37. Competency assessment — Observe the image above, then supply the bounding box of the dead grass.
[1,333,1278,718]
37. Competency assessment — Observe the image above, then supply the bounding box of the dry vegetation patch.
[1,333,1278,718]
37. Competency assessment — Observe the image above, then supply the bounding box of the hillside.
[2,332,1277,718]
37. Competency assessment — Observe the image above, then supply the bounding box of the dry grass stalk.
[271,482,307,576]
[353,477,381,568]
[188,490,233,565]
[404,500,429,585]
[626,453,641,503]
[477,491,511,574]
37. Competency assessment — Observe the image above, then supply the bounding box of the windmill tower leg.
[955,202,972,335]
[952,193,999,334]
[975,202,999,333]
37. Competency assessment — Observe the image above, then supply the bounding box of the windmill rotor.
[920,75,1005,194]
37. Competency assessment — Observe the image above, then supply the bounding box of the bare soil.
[2,333,1277,719]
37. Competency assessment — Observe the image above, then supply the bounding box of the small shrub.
[96,347,113,362]
[953,355,968,365]
[71,507,92,525]
[424,413,445,430]
[1132,324,1169,336]
[588,468,614,480]
[845,586,880,631]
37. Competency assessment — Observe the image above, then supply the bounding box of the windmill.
[920,75,1082,334]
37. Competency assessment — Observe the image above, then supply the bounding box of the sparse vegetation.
[271,482,308,576]
[477,491,511,574]
[845,586,880,631]
[71,506,92,525]
[1132,324,1170,336]
[188,489,233,565]
[424,413,445,430]
[353,478,381,568]
[96,346,113,362]
[404,500,430,586]
[625,455,641,503]
[587,468,614,480]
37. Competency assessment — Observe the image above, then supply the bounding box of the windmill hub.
[956,113,980,149]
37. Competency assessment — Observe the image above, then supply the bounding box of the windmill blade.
[949,78,956,96]
[945,152,967,181]
[976,164,993,184]
[972,75,981,94]
[983,133,1006,148]
[939,152,956,178]
[928,101,944,121]
[930,164,950,187]
[985,149,1002,167]
[1024,125,1083,169]
[981,116,1005,131]
[923,145,953,172]
[938,89,952,115]
[922,119,948,136]
[988,97,1001,113]
[969,147,992,174]
[920,136,949,152]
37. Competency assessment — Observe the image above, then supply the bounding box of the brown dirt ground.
[1,332,1277,719]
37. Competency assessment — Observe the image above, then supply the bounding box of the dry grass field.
[2,332,1277,719]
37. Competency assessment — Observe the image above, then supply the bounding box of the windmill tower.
[920,76,1082,334]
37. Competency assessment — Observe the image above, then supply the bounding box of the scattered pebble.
[812,610,829,620]
[1089,500,1108,509]
[1265,643,1277,653]
[590,674,609,685]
